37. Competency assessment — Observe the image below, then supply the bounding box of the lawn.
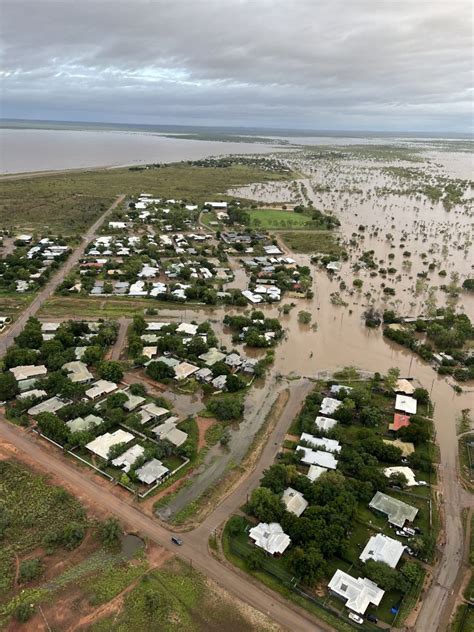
[0,163,292,234]
[248,209,312,230]
[0,460,88,608]
[280,230,344,255]
[89,557,277,632]
[39,296,191,318]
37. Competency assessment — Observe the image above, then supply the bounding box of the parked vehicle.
[396,530,409,537]
[348,612,364,624]
[366,614,378,623]
[403,527,416,536]
[171,536,183,546]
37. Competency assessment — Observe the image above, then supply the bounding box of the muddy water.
[159,144,473,520]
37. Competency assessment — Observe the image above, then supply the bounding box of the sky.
[1,0,473,132]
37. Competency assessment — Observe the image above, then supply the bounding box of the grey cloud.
[1,0,472,131]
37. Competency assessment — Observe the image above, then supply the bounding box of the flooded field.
[160,139,473,519]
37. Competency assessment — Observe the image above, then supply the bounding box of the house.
[359,534,405,569]
[282,487,308,517]
[211,374,227,390]
[330,384,352,396]
[177,322,198,336]
[319,397,342,416]
[328,570,384,615]
[249,522,290,556]
[62,361,93,384]
[112,444,145,472]
[300,432,341,453]
[314,415,338,432]
[369,491,418,528]
[28,396,68,416]
[10,365,47,382]
[394,378,415,395]
[389,413,411,432]
[86,380,117,400]
[174,362,199,380]
[199,348,226,366]
[151,421,187,447]
[140,403,169,421]
[297,446,338,470]
[263,245,282,255]
[225,353,242,369]
[395,394,417,415]
[66,414,103,433]
[86,429,134,460]
[195,367,213,383]
[117,391,145,411]
[136,458,169,485]
[306,465,327,482]
[384,466,418,487]
[17,389,47,401]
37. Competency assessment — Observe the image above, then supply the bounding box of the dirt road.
[0,194,125,356]
[0,382,333,632]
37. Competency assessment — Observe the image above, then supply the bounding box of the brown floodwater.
[0,128,281,174]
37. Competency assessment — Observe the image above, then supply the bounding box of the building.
[66,414,103,433]
[63,361,93,384]
[394,378,416,395]
[297,446,338,470]
[306,465,327,482]
[174,361,199,380]
[111,444,145,472]
[282,487,308,517]
[369,491,418,528]
[225,353,243,369]
[140,403,169,421]
[314,416,338,432]
[10,365,47,382]
[328,570,384,615]
[300,432,341,453]
[211,374,227,390]
[319,397,342,416]
[395,394,417,415]
[136,458,169,485]
[195,367,213,383]
[249,522,291,556]
[384,466,418,487]
[359,534,405,568]
[86,429,134,460]
[389,413,411,432]
[17,389,47,401]
[330,384,352,396]
[85,380,117,400]
[199,347,226,366]
[151,421,187,447]
[177,322,199,336]
[28,396,68,416]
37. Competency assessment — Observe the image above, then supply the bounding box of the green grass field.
[0,164,292,234]
[39,296,194,318]
[248,209,312,229]
[280,230,344,255]
[89,557,276,632]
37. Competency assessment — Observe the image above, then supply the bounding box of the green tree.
[99,517,121,548]
[0,371,19,401]
[98,360,123,383]
[248,487,284,523]
[290,546,326,585]
[19,558,43,584]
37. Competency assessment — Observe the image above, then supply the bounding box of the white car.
[348,612,364,624]
[396,530,409,537]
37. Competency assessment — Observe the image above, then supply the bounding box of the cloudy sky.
[1,0,473,132]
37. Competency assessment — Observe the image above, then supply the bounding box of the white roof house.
[384,466,418,487]
[328,570,384,615]
[369,492,418,528]
[394,379,415,395]
[86,429,134,460]
[151,421,187,447]
[66,414,103,433]
[320,397,342,416]
[28,396,68,416]
[329,384,352,396]
[177,322,198,336]
[300,433,341,453]
[10,365,47,382]
[85,380,117,400]
[140,403,169,420]
[199,347,226,366]
[249,522,291,556]
[111,444,145,472]
[395,395,417,415]
[17,389,47,401]
[282,487,308,517]
[314,416,338,432]
[359,534,405,569]
[298,446,338,470]
[136,458,169,485]
[306,465,328,482]
[62,361,93,383]
[174,361,199,380]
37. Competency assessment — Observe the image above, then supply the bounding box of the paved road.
[0,194,125,356]
[109,316,131,360]
[0,380,333,632]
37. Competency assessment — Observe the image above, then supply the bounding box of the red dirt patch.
[196,415,217,450]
